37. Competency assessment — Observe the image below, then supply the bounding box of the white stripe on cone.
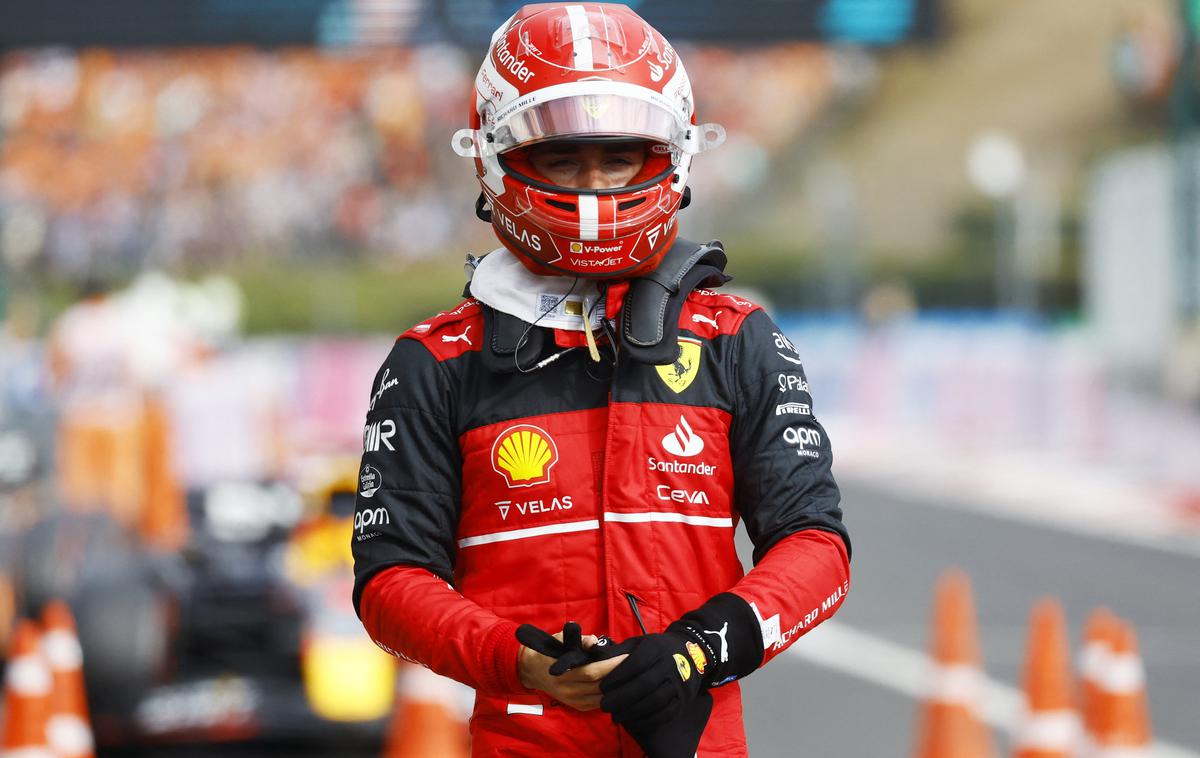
[41,630,84,671]
[6,654,52,695]
[46,715,94,757]
[1012,710,1080,750]
[1080,641,1111,681]
[928,663,984,705]
[1097,653,1146,694]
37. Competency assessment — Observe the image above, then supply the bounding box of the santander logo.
[662,416,704,458]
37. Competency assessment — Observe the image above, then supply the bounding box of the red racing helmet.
[452,2,725,279]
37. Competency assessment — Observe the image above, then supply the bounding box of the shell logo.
[491,424,560,488]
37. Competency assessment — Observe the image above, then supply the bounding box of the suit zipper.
[624,591,648,634]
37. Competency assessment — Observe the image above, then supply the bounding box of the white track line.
[787,621,1200,758]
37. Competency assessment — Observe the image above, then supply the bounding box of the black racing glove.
[516,621,625,676]
[517,622,706,758]
[600,592,766,731]
[516,592,765,758]
[598,628,708,728]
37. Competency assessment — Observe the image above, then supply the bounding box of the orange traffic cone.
[0,571,15,659]
[1079,607,1120,748]
[41,601,95,758]
[1,620,55,758]
[1011,599,1080,758]
[914,570,995,758]
[382,664,470,758]
[1086,618,1151,756]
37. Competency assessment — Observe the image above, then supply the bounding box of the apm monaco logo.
[782,426,822,459]
[491,424,560,488]
[354,506,389,533]
[662,416,704,457]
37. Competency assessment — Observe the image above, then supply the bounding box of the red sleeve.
[729,529,850,667]
[359,565,526,696]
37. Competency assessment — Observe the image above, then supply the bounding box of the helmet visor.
[490,94,685,156]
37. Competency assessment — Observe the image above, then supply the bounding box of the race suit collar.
[469,247,608,333]
[468,239,729,371]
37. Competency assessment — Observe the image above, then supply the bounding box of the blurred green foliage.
[14,215,1082,336]
[725,212,1082,316]
[235,261,468,335]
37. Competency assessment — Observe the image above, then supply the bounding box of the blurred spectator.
[45,272,239,544]
[1,44,833,280]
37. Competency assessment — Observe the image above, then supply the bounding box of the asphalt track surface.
[740,478,1200,757]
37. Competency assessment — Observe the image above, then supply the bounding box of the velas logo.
[662,415,704,457]
[491,424,560,487]
[496,495,573,520]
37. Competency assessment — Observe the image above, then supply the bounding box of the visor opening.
[545,199,577,212]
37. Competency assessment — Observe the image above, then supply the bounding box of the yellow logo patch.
[655,338,702,394]
[580,95,611,120]
[491,424,559,487]
[686,641,707,675]
[673,653,692,682]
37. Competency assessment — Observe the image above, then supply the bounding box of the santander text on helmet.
[494,37,535,83]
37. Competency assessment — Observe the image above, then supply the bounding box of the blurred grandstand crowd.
[0,44,834,280]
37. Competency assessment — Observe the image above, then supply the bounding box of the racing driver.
[352,4,851,756]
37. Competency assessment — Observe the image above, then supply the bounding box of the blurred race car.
[12,460,397,750]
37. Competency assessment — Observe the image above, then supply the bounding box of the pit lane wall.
[777,312,1200,551]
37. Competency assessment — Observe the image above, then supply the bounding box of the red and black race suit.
[352,290,850,757]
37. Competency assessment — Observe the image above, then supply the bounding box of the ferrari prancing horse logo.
[655,338,701,394]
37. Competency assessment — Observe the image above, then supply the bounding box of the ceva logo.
[491,424,560,487]
[662,416,704,458]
